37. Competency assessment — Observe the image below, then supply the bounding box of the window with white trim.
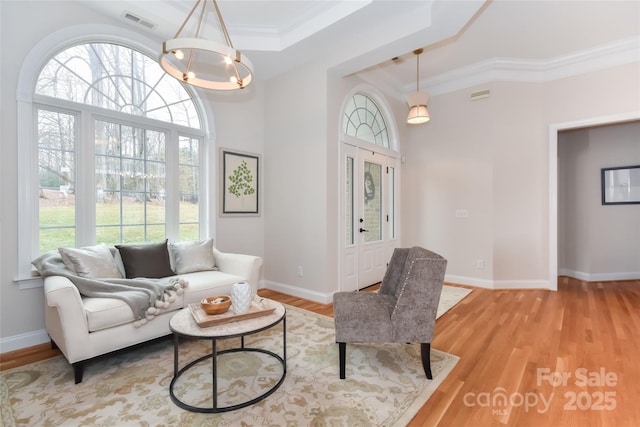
[34,42,204,254]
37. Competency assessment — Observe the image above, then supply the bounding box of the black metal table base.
[170,317,286,413]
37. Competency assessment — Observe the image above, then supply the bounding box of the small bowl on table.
[200,295,232,315]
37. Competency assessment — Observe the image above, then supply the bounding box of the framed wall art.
[601,165,640,205]
[220,149,260,215]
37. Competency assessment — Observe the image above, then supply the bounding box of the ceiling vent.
[470,89,490,101]
[122,11,155,29]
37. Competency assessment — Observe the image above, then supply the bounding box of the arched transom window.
[342,93,389,148]
[36,43,200,128]
[33,42,205,254]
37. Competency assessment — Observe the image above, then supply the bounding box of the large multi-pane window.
[34,42,204,254]
[94,121,167,245]
[178,136,200,241]
[37,109,77,251]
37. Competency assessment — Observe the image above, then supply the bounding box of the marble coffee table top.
[170,297,285,338]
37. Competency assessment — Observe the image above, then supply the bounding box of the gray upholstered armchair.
[333,247,447,379]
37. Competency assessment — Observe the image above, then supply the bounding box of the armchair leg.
[338,342,346,379]
[420,343,432,379]
[73,362,84,384]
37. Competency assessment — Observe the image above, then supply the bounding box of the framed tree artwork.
[220,149,260,215]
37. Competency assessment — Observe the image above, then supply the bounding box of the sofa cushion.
[83,270,246,331]
[83,293,184,332]
[179,270,247,304]
[58,245,122,279]
[170,239,217,274]
[115,240,174,279]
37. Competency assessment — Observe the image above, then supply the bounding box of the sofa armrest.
[44,276,91,362]
[213,248,263,292]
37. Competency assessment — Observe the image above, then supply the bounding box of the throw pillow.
[170,238,217,274]
[58,245,123,279]
[115,240,174,279]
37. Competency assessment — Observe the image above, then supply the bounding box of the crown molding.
[424,36,640,97]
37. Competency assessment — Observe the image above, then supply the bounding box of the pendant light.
[407,48,430,124]
[160,0,253,90]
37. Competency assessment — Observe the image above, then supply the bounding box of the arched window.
[36,43,200,128]
[33,42,205,254]
[342,93,390,148]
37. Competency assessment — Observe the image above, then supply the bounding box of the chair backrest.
[387,247,447,342]
[378,247,410,298]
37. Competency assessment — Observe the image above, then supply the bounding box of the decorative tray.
[189,300,276,328]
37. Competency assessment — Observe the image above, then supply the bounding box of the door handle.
[359,228,368,233]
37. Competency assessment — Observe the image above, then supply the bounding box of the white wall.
[262,61,330,300]
[559,122,640,281]
[208,89,266,259]
[0,1,106,352]
[402,62,640,289]
[402,87,495,286]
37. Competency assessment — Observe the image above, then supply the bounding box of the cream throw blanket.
[33,251,188,327]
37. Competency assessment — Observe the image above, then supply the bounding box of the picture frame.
[220,149,260,215]
[601,165,640,205]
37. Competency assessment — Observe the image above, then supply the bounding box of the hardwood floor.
[2,277,639,426]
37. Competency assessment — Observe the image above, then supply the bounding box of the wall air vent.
[470,89,490,101]
[122,11,155,29]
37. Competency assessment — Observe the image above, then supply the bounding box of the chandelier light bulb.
[183,71,195,81]
[229,75,238,84]
[224,56,233,65]
[173,49,184,60]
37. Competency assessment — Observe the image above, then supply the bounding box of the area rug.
[437,285,472,318]
[1,286,470,427]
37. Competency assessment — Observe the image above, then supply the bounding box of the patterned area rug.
[1,286,470,427]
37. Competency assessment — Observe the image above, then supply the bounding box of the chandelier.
[160,0,253,90]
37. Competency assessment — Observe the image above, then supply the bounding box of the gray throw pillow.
[170,239,217,274]
[58,244,123,279]
[115,240,174,279]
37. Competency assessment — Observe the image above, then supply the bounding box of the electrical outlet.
[297,266,303,277]
[455,209,469,218]
[476,259,484,269]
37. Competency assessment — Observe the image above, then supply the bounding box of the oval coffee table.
[169,298,286,413]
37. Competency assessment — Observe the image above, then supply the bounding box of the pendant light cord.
[413,48,424,93]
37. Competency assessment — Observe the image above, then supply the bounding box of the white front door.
[358,151,387,288]
[341,145,399,291]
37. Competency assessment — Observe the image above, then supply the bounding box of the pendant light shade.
[160,0,253,90]
[407,48,430,124]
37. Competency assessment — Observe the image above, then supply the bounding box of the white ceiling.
[83,0,640,99]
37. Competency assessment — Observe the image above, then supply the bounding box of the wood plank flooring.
[2,277,639,426]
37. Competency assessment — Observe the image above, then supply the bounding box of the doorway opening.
[549,112,640,291]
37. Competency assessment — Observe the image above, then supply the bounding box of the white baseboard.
[261,275,556,304]
[492,279,551,289]
[445,274,551,290]
[259,280,333,304]
[0,329,49,354]
[445,274,494,289]
[558,269,640,282]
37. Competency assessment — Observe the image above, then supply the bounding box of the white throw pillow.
[58,245,123,279]
[170,239,217,274]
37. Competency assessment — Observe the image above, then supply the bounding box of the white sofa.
[43,245,262,383]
